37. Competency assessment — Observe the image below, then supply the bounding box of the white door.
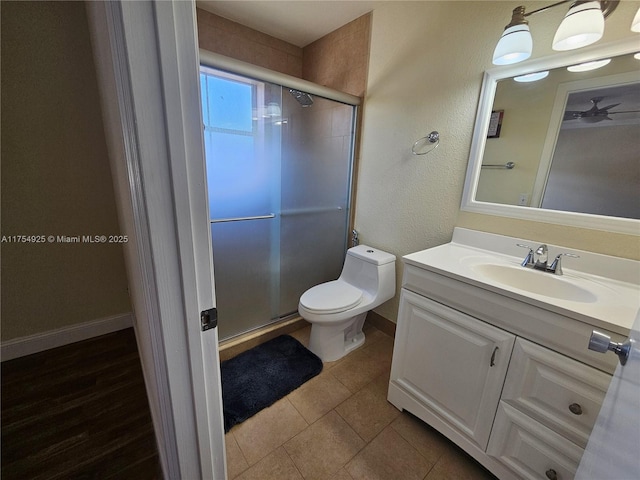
[86,1,226,478]
[575,309,640,479]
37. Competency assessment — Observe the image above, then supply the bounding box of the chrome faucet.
[516,243,579,275]
[534,244,548,270]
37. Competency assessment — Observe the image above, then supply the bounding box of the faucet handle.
[535,244,548,262]
[516,244,535,267]
[549,253,580,275]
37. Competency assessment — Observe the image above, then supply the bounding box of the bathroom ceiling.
[195,1,382,47]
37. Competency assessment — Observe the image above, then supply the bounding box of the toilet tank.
[339,245,396,303]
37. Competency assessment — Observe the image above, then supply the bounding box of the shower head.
[289,89,314,107]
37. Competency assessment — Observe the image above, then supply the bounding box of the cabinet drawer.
[501,338,611,448]
[487,402,583,480]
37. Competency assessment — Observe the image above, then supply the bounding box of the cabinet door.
[390,289,515,450]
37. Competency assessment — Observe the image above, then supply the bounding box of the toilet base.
[344,331,365,356]
[308,312,367,362]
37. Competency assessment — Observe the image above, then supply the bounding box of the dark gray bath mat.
[220,334,323,432]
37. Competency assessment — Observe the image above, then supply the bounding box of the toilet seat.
[299,280,363,314]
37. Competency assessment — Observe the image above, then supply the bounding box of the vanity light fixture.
[567,58,611,71]
[514,71,550,82]
[492,6,532,65]
[632,7,640,31]
[492,0,620,65]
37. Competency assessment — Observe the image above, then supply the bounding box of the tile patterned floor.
[224,323,498,480]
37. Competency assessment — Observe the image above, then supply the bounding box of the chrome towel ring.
[412,131,440,155]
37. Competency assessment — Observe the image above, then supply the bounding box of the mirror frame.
[461,37,640,236]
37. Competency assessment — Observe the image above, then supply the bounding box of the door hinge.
[201,308,218,331]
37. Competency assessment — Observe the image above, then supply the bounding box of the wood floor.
[1,328,161,479]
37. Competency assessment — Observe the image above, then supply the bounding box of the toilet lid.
[300,280,363,314]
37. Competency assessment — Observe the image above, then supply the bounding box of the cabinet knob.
[568,403,583,415]
[545,468,558,480]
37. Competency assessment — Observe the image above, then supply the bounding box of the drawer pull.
[568,403,583,415]
[545,468,558,480]
[490,346,499,367]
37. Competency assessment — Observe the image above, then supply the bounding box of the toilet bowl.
[298,245,396,362]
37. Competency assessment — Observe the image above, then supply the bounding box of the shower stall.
[199,60,359,340]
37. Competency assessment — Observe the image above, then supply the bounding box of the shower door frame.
[199,51,362,339]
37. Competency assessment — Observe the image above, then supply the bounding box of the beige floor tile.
[360,335,394,369]
[425,448,497,480]
[233,397,308,465]
[284,410,365,480]
[345,425,433,480]
[236,447,304,480]
[288,369,352,424]
[335,373,400,441]
[361,325,392,348]
[330,344,390,393]
[225,432,249,479]
[327,468,354,480]
[289,325,312,347]
[390,413,452,466]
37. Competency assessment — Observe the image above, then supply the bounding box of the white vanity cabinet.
[388,255,619,480]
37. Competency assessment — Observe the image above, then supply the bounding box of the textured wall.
[356,1,640,323]
[1,1,130,340]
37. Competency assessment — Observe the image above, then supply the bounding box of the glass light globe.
[493,24,533,65]
[553,1,604,51]
[567,58,611,72]
[514,71,549,83]
[631,7,640,32]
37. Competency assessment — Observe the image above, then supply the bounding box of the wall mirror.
[461,37,640,235]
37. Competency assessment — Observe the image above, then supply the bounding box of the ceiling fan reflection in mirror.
[563,96,640,123]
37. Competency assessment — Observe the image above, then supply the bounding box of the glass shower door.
[279,94,355,315]
[201,68,282,340]
[201,66,355,341]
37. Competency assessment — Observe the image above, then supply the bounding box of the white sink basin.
[402,229,640,333]
[471,263,597,303]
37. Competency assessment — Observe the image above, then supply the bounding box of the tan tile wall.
[302,13,372,97]
[196,8,372,98]
[196,8,303,77]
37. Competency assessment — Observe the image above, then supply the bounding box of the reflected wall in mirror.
[462,37,640,235]
[476,53,639,218]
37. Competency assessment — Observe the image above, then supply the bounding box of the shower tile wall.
[196,8,303,77]
[195,8,372,98]
[302,13,372,98]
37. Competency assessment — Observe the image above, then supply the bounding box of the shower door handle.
[210,213,276,223]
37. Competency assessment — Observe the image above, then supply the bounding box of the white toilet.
[298,245,396,362]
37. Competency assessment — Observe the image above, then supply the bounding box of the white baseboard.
[1,313,134,362]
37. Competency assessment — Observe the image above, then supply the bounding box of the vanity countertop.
[403,228,640,336]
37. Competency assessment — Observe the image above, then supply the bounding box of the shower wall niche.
[200,66,357,340]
